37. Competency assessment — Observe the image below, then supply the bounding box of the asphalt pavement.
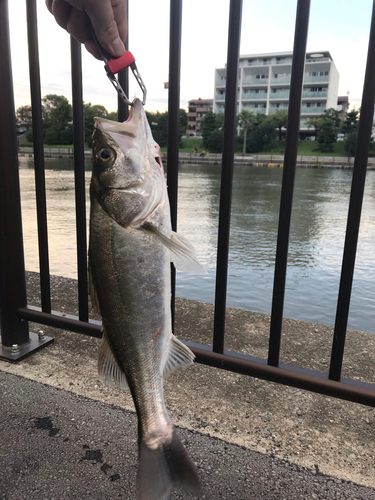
[1,371,374,500]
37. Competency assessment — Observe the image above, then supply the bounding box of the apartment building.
[186,98,213,136]
[213,51,339,133]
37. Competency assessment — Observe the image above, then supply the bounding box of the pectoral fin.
[163,335,195,379]
[98,329,129,390]
[144,224,206,275]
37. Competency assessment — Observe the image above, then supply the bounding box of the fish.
[89,98,204,500]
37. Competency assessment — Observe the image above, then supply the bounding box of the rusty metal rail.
[1,0,375,405]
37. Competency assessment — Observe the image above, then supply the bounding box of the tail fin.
[138,428,202,500]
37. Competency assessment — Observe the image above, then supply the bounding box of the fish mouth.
[94,98,144,138]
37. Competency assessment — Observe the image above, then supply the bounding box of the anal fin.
[88,259,101,314]
[163,335,195,379]
[98,328,129,390]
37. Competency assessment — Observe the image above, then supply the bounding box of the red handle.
[106,51,136,74]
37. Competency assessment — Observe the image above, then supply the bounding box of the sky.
[8,0,374,115]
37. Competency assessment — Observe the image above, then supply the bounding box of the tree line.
[16,94,363,156]
[16,94,187,148]
[200,107,362,155]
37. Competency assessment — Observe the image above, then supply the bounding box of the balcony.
[302,91,328,99]
[215,94,225,101]
[241,93,267,100]
[303,74,329,83]
[300,106,326,114]
[271,76,291,84]
[276,59,292,65]
[242,78,269,86]
[216,80,226,86]
[269,91,290,99]
[269,107,288,114]
[306,57,330,63]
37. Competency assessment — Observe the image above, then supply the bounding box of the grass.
[261,140,348,157]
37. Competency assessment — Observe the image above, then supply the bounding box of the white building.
[213,51,339,134]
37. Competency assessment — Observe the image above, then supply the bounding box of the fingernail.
[111,37,125,57]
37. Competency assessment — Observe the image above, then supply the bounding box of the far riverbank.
[18,146,375,169]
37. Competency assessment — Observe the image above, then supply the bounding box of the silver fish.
[89,98,204,500]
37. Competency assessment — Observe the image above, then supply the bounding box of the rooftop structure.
[186,98,213,136]
[213,51,339,134]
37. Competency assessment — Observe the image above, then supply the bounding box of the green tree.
[42,94,72,128]
[16,105,33,129]
[107,111,118,121]
[246,114,277,153]
[145,109,186,148]
[200,111,224,149]
[206,129,223,153]
[317,108,340,152]
[200,111,217,149]
[270,109,288,141]
[345,131,358,157]
[83,103,108,146]
[179,109,187,139]
[237,109,254,155]
[341,109,359,136]
[41,95,73,145]
[306,117,321,138]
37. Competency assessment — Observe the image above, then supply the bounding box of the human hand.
[46,0,127,60]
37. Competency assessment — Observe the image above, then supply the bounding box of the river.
[19,157,375,334]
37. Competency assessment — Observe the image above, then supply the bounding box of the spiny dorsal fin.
[98,328,129,391]
[143,224,206,275]
[163,335,195,379]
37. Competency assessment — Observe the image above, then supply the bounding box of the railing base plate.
[0,332,54,362]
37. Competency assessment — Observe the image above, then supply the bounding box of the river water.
[19,157,375,334]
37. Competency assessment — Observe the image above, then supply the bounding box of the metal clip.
[90,27,147,106]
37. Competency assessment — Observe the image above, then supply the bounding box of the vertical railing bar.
[166,0,182,331]
[268,0,311,367]
[26,0,51,313]
[329,0,375,381]
[117,0,129,122]
[0,0,30,346]
[212,0,243,354]
[70,37,89,322]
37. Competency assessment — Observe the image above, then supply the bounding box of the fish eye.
[97,148,112,162]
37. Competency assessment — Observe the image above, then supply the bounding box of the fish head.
[91,98,166,228]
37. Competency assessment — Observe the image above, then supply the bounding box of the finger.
[84,39,103,60]
[84,0,125,57]
[66,8,91,44]
[112,0,128,43]
[47,0,73,30]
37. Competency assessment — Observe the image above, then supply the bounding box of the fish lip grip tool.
[91,28,147,107]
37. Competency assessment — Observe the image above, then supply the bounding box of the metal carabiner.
[90,27,147,106]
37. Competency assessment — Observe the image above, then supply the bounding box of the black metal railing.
[1,0,375,406]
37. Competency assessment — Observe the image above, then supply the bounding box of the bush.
[206,130,223,153]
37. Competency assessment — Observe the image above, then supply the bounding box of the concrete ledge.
[1,272,375,489]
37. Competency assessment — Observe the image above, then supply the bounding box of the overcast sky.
[9,0,373,114]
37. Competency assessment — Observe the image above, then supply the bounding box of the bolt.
[38,330,45,342]
[11,344,20,355]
